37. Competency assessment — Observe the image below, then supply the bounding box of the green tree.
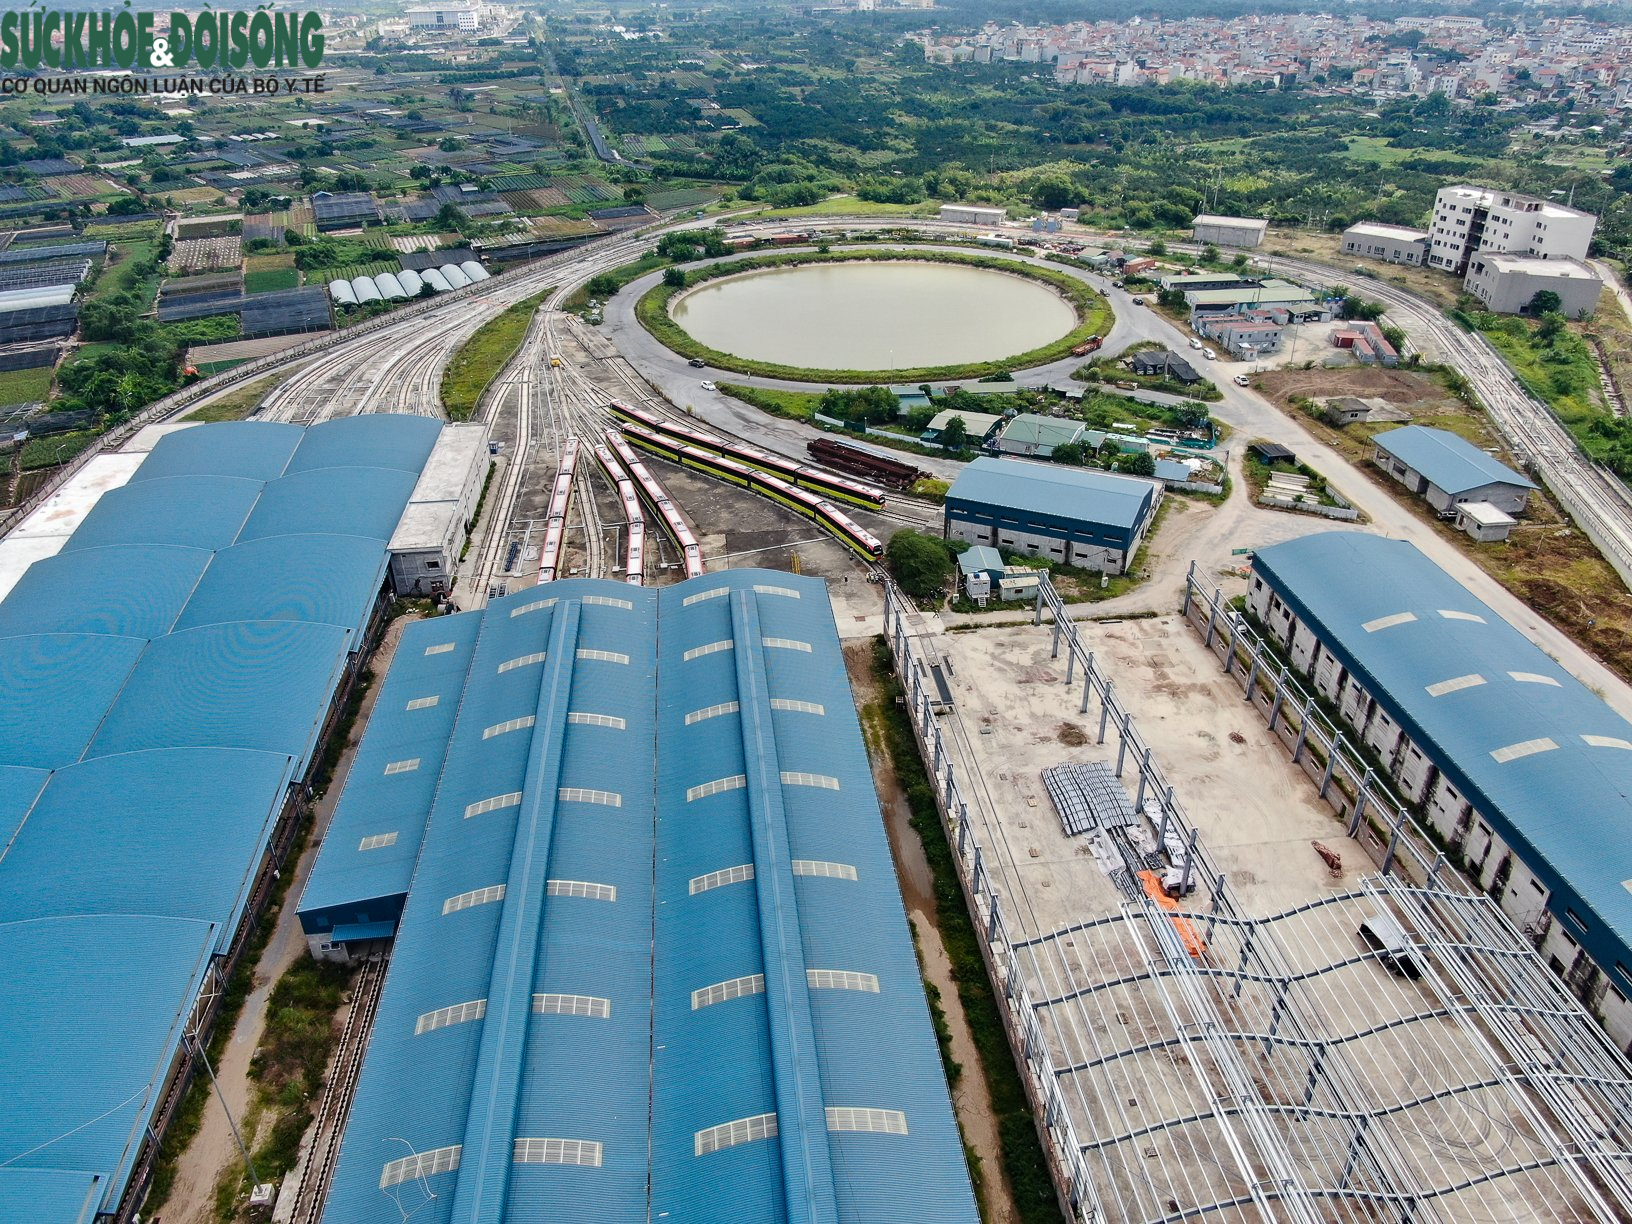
[1114,451,1157,477]
[663,266,686,288]
[1527,290,1563,316]
[1148,239,1168,256]
[886,530,955,600]
[1050,441,1087,466]
[940,414,969,450]
[1536,311,1567,342]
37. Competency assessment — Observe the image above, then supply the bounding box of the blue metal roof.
[236,467,420,543]
[285,414,442,476]
[297,613,485,938]
[1372,425,1536,495]
[959,544,1004,575]
[0,749,295,946]
[0,544,209,639]
[60,474,263,552]
[0,914,219,1219]
[89,620,353,768]
[175,534,389,633]
[948,455,1157,530]
[129,420,303,483]
[0,416,443,1224]
[1253,533,1632,984]
[0,632,148,769]
[316,574,977,1224]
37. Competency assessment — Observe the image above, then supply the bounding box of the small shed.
[1250,441,1296,466]
[1454,501,1516,543]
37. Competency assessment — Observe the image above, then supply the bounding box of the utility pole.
[195,1035,261,1191]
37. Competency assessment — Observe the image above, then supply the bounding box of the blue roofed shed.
[1371,425,1535,515]
[236,467,419,543]
[0,632,148,768]
[1251,532,1632,997]
[945,456,1161,575]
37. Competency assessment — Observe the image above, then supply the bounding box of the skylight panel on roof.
[690,863,754,894]
[826,1107,908,1135]
[558,787,621,807]
[509,597,557,617]
[781,771,840,790]
[383,758,421,775]
[1509,672,1562,687]
[695,1113,777,1156]
[546,879,616,901]
[1438,609,1487,623]
[380,1144,461,1189]
[583,595,633,609]
[532,994,611,1018]
[1425,675,1486,698]
[358,832,398,851]
[681,587,728,606]
[770,699,824,715]
[576,648,629,664]
[684,640,733,661]
[415,998,486,1035]
[513,1137,603,1166]
[497,651,547,674]
[792,860,858,880]
[424,642,456,656]
[483,716,536,739]
[1490,738,1559,763]
[691,973,764,1009]
[567,712,626,729]
[1582,735,1632,751]
[685,701,740,725]
[443,884,506,914]
[687,774,746,802]
[808,969,880,992]
[763,637,812,652]
[406,695,440,710]
[465,792,523,818]
[1362,612,1418,633]
[753,584,800,598]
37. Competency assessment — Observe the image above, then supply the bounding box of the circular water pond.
[667,260,1078,371]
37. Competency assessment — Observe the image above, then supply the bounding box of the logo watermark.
[0,2,324,71]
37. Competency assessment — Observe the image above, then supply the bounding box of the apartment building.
[1427,185,1596,277]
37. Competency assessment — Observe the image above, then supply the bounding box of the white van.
[1358,912,1420,979]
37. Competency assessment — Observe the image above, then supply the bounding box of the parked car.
[1233,373,1251,387]
[1202,348,1217,361]
[700,380,717,391]
[1131,296,1145,305]
[1188,337,1203,350]
[688,358,706,368]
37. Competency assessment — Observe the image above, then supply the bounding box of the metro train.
[608,400,886,512]
[536,439,580,585]
[623,424,884,561]
[604,430,705,579]
[592,441,650,586]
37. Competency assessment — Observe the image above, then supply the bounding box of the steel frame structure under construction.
[881,576,1632,1224]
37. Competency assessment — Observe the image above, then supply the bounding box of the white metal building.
[406,5,481,29]
[387,422,490,596]
[1191,214,1269,248]
[1340,222,1430,266]
[938,203,1007,227]
[1465,253,1603,318]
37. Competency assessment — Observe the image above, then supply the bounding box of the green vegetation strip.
[866,637,1065,1224]
[636,249,1114,385]
[440,290,551,422]
[566,253,667,312]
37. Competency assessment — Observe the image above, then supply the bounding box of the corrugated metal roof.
[947,455,1158,530]
[236,467,420,543]
[316,574,978,1224]
[1373,425,1536,495]
[0,914,219,1218]
[0,415,444,1224]
[175,534,388,632]
[0,544,209,639]
[0,632,148,769]
[127,420,303,483]
[0,749,294,944]
[61,474,263,553]
[89,620,353,767]
[285,414,442,476]
[1253,533,1632,984]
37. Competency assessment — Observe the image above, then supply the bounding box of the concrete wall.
[1423,476,1531,516]
[947,517,1128,573]
[1465,258,1602,317]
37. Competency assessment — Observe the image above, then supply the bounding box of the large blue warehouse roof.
[1372,425,1535,495]
[948,455,1157,528]
[0,414,440,1222]
[1253,532,1632,986]
[310,573,978,1224]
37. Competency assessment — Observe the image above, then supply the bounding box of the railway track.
[284,955,387,1224]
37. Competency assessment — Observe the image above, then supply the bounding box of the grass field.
[440,289,551,421]
[564,253,666,312]
[20,429,98,469]
[0,365,56,405]
[744,195,942,220]
[185,372,291,423]
[244,268,301,293]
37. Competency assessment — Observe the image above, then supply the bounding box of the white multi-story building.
[406,6,482,31]
[1427,184,1597,277]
